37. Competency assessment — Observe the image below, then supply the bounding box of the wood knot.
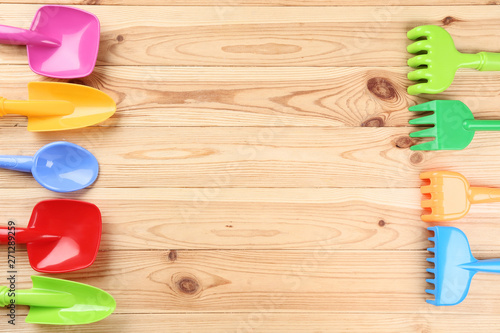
[442,16,457,25]
[487,1,498,4]
[410,152,424,164]
[168,250,177,262]
[367,77,397,100]
[176,277,200,295]
[362,117,385,127]
[116,35,124,42]
[378,220,386,227]
[395,136,413,149]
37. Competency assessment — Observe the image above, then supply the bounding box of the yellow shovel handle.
[0,97,74,117]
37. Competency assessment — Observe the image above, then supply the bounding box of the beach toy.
[0,141,99,192]
[0,5,100,78]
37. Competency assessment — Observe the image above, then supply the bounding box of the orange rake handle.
[469,187,500,204]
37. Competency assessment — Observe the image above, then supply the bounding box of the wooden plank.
[9,312,500,333]
[4,250,500,314]
[0,0,496,6]
[1,126,500,188]
[4,187,500,251]
[2,126,500,188]
[0,66,415,128]
[3,66,500,128]
[2,5,500,66]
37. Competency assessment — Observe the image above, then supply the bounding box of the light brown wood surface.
[1,1,500,332]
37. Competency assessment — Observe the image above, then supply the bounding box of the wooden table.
[1,1,500,332]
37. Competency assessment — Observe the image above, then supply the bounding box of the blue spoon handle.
[461,258,500,274]
[0,156,33,173]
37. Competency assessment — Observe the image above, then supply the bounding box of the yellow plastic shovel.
[0,82,116,131]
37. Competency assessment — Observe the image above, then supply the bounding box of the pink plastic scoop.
[0,5,100,78]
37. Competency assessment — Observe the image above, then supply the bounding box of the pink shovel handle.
[0,25,59,47]
[0,227,60,244]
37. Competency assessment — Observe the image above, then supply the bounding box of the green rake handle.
[460,52,500,71]
[478,52,500,71]
[464,119,500,131]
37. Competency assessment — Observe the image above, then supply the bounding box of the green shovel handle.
[464,119,500,131]
[0,286,74,308]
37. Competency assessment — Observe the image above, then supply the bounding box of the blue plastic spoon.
[0,141,98,192]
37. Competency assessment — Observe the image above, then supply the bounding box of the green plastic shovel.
[408,100,500,150]
[0,276,115,325]
[407,25,500,95]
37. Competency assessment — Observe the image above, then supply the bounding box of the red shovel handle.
[0,227,60,244]
[0,226,16,244]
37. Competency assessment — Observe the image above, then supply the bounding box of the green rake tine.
[410,140,438,151]
[409,101,437,112]
[408,83,431,96]
[408,55,431,68]
[407,26,433,40]
[408,69,431,81]
[409,114,436,126]
[407,40,432,54]
[410,128,436,138]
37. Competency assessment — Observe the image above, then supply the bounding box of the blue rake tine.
[428,226,438,233]
[427,227,438,305]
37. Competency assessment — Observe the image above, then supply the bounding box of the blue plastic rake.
[427,226,500,306]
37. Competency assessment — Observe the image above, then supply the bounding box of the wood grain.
[9,313,500,333]
[1,1,500,332]
[3,187,500,251]
[2,5,500,66]
[3,66,500,129]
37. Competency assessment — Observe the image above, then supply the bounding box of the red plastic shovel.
[0,199,101,273]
